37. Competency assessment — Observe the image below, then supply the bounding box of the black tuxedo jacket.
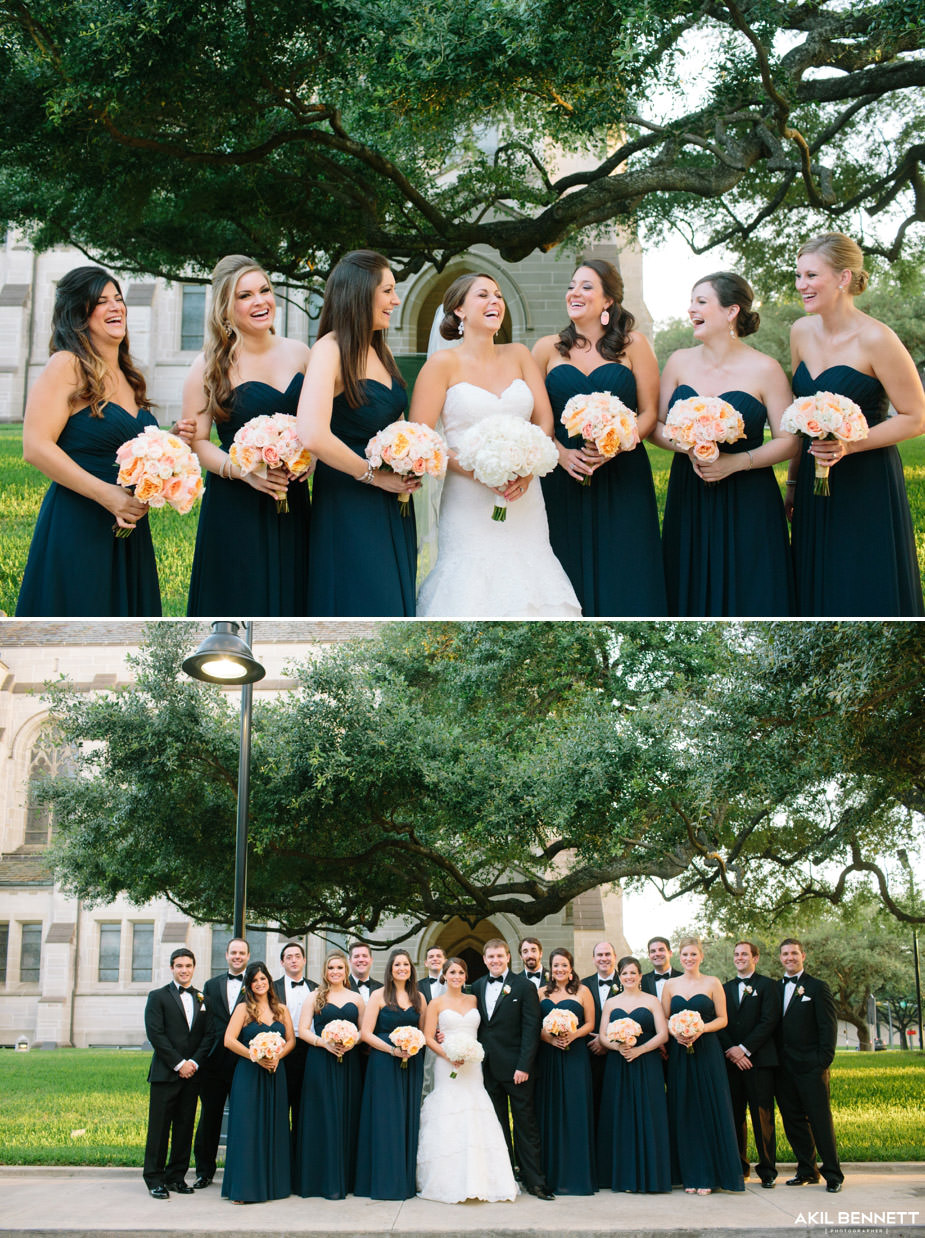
[144,982,208,1083]
[472,969,541,1079]
[775,971,837,1075]
[718,972,780,1067]
[640,967,682,997]
[273,975,317,1003]
[418,976,444,1003]
[200,973,246,1065]
[582,972,622,1033]
[348,976,383,996]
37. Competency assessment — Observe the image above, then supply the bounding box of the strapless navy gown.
[543,364,667,616]
[308,380,417,616]
[790,364,923,616]
[221,1020,291,1202]
[597,1006,670,1192]
[353,1005,424,1199]
[662,387,794,616]
[17,404,161,616]
[535,997,597,1194]
[667,994,744,1192]
[186,375,310,616]
[294,1001,362,1199]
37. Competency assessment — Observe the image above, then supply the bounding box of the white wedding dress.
[416,380,582,617]
[416,1008,518,1203]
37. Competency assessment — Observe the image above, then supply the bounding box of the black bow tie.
[527,971,542,980]
[783,975,800,983]
[227,973,242,982]
[655,971,671,978]
[290,979,306,987]
[488,976,504,985]
[177,985,191,993]
[599,977,615,985]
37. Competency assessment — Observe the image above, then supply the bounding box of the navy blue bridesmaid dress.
[308,380,417,616]
[221,1020,291,1202]
[16,404,161,616]
[353,1004,424,1199]
[667,994,744,1192]
[543,363,667,616]
[597,1005,671,1192]
[186,375,310,616]
[661,386,794,616]
[790,363,924,616]
[294,1000,362,1199]
[535,997,597,1195]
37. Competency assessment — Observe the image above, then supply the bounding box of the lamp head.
[182,621,265,685]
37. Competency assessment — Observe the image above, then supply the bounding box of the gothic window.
[25,732,75,848]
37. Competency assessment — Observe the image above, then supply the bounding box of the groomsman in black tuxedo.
[142,948,208,1198]
[640,936,682,998]
[582,941,620,1131]
[472,938,554,1201]
[274,941,316,1137]
[192,936,249,1188]
[347,942,383,1002]
[718,941,781,1187]
[775,938,844,1193]
[518,937,550,990]
[417,946,447,1003]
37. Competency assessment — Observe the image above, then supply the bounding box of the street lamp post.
[183,621,266,940]
[897,849,924,1053]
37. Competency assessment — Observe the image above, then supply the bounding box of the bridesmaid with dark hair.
[788,232,924,615]
[296,250,419,616]
[184,254,312,616]
[535,948,597,1195]
[221,961,295,1203]
[354,948,426,1199]
[597,956,671,1193]
[295,951,365,1199]
[17,266,161,616]
[533,260,666,616]
[654,272,798,616]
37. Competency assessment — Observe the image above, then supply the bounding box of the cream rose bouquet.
[668,1008,705,1054]
[229,413,312,513]
[388,1025,426,1068]
[663,395,746,481]
[248,1029,286,1063]
[114,426,203,536]
[365,420,448,516]
[780,391,868,495]
[604,1017,644,1048]
[455,413,559,520]
[542,1007,579,1048]
[560,391,639,484]
[320,1018,359,1064]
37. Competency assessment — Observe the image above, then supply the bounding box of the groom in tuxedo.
[472,938,554,1200]
[142,948,208,1198]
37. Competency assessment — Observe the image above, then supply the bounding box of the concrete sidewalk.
[1,1164,923,1238]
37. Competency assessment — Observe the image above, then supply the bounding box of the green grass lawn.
[2,424,924,616]
[0,1046,922,1165]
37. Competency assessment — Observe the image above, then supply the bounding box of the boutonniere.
[196,992,205,1005]
[797,986,805,997]
[502,985,511,996]
[610,984,621,997]
[743,984,755,997]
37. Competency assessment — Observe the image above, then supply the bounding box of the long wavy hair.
[543,947,580,997]
[201,254,275,424]
[382,948,423,1013]
[316,250,404,408]
[241,961,285,1023]
[555,259,636,362]
[313,951,349,1010]
[50,266,151,419]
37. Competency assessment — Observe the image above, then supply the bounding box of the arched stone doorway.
[428,916,509,983]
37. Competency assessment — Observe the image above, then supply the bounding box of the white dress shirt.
[285,975,309,1033]
[485,972,507,1018]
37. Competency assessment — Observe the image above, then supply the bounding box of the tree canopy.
[1,0,923,287]
[38,621,924,941]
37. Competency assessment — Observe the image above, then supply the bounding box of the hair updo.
[797,232,869,295]
[695,271,760,337]
[439,272,498,339]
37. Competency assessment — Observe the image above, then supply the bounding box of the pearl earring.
[458,318,465,337]
[729,324,737,338]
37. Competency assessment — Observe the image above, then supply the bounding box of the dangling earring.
[601,310,610,327]
[223,321,235,337]
[458,317,465,337]
[728,323,737,339]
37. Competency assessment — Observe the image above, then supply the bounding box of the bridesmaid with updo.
[788,232,924,616]
[654,271,798,616]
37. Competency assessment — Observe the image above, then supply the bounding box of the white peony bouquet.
[455,414,559,520]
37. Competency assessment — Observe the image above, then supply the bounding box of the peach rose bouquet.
[320,1018,359,1064]
[780,391,868,495]
[668,1008,705,1054]
[560,391,639,484]
[388,1024,426,1068]
[229,413,312,513]
[365,420,448,517]
[604,1016,644,1048]
[114,425,203,537]
[664,395,746,482]
[542,1007,579,1049]
[248,1029,286,1063]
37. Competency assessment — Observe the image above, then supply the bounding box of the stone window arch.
[24,729,75,848]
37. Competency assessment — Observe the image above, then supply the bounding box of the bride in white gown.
[417,958,518,1204]
[410,273,581,618]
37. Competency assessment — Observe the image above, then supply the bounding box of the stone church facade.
[0,621,629,1047]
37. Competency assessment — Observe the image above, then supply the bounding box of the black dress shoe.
[148,1186,170,1200]
[785,1175,820,1185]
[826,1182,843,1193]
[192,1177,211,1189]
[167,1181,195,1194]
[760,1180,776,1189]
[528,1185,556,1200]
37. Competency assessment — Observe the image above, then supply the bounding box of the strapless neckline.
[550,362,630,379]
[447,378,529,400]
[793,361,879,386]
